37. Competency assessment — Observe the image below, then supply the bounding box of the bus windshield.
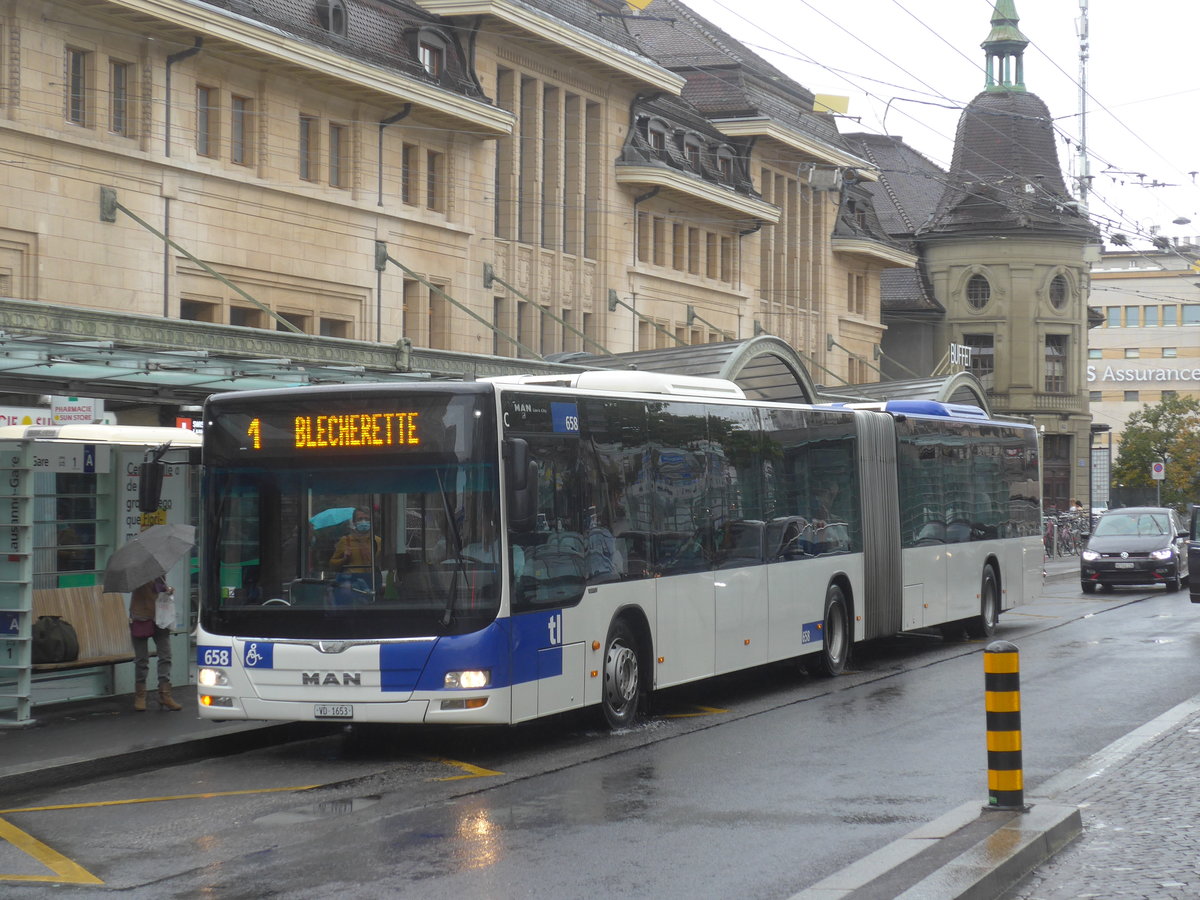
[200,388,501,640]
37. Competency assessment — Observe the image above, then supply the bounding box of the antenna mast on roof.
[1076,0,1091,207]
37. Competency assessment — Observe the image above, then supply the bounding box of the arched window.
[1049,274,1069,310]
[317,0,348,37]
[966,273,991,310]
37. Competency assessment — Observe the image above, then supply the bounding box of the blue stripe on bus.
[199,610,568,694]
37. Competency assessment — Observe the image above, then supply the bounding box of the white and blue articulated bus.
[196,372,1042,728]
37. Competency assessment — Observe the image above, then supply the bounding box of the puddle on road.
[254,795,381,826]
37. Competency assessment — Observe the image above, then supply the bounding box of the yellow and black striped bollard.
[983,640,1027,811]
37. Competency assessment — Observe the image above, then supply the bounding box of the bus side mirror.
[138,461,165,512]
[506,438,529,492]
[505,439,536,533]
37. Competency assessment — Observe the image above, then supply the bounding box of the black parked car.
[1189,507,1200,605]
[1080,506,1190,593]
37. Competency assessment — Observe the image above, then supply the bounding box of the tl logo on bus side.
[547,612,563,646]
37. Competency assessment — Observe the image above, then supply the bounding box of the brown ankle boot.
[158,683,182,711]
[134,683,147,712]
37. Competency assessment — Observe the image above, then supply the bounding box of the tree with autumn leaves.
[1111,395,1200,511]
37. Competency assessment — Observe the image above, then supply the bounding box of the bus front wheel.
[601,619,642,730]
[966,566,999,638]
[810,584,849,677]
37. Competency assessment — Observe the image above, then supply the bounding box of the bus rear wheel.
[810,584,849,677]
[966,566,999,639]
[601,619,642,730]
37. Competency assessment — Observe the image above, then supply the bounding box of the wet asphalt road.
[2,580,1197,898]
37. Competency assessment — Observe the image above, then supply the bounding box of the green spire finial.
[982,0,1029,92]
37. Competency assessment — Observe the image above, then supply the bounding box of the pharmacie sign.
[1087,364,1200,385]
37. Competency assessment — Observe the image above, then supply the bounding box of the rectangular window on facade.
[672,224,685,270]
[1163,305,1178,326]
[426,150,443,211]
[652,217,666,267]
[1044,334,1067,393]
[1162,390,1177,401]
[231,95,252,165]
[276,312,309,333]
[110,60,132,136]
[1183,304,1200,325]
[963,333,995,389]
[319,318,350,338]
[66,48,89,125]
[329,123,347,187]
[636,212,650,263]
[1163,347,1177,358]
[401,143,418,205]
[1089,391,1102,402]
[1106,307,1120,327]
[720,237,732,282]
[1144,305,1158,326]
[196,85,217,157]
[1123,390,1139,402]
[229,306,261,328]
[1124,348,1140,358]
[1088,348,1102,359]
[1123,306,1139,327]
[180,299,218,322]
[687,228,700,275]
[299,115,318,181]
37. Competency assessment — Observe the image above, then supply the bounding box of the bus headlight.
[198,667,229,687]
[444,669,490,689]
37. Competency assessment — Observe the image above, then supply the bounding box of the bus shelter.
[0,424,200,725]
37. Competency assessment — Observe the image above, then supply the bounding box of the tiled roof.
[921,90,1098,239]
[207,0,485,99]
[843,134,947,237]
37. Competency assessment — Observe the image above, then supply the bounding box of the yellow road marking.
[662,705,728,718]
[428,757,503,781]
[0,785,320,884]
[0,816,103,884]
[0,784,320,815]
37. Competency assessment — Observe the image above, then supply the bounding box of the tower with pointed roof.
[915,0,1100,512]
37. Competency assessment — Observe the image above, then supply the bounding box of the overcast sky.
[680,0,1198,248]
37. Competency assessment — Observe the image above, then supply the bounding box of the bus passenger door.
[654,534,716,688]
[714,520,768,673]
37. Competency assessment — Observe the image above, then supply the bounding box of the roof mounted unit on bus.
[484,370,746,399]
[820,400,989,419]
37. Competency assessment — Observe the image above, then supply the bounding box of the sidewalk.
[0,687,298,797]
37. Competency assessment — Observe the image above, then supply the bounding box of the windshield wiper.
[436,472,467,626]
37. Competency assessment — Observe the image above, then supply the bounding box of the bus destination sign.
[244,412,420,451]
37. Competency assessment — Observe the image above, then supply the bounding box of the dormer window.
[683,135,702,170]
[646,118,668,153]
[317,0,348,37]
[418,31,447,78]
[715,148,734,181]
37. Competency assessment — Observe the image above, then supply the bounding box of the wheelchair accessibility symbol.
[244,641,274,668]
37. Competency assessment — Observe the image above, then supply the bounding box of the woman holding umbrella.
[130,575,182,711]
[103,523,195,712]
